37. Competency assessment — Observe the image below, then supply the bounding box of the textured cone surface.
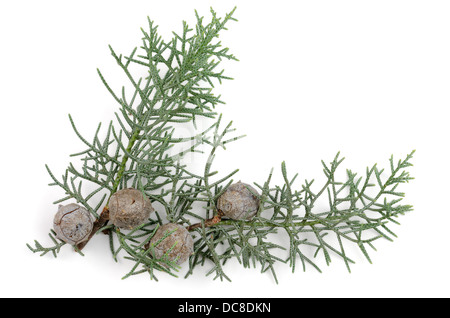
[150,223,194,265]
[109,188,154,229]
[53,203,93,245]
[217,181,260,220]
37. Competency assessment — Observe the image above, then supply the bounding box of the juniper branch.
[28,8,415,283]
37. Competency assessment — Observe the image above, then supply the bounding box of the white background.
[1,0,449,298]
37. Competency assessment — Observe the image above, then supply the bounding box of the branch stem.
[76,206,110,250]
[77,129,141,251]
[112,129,141,194]
[186,214,322,232]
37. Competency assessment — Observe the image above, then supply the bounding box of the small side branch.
[186,211,224,231]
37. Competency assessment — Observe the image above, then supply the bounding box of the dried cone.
[53,203,93,245]
[217,181,260,220]
[150,223,194,265]
[109,188,154,229]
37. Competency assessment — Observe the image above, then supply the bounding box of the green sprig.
[28,8,415,283]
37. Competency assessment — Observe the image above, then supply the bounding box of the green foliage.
[27,7,415,283]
